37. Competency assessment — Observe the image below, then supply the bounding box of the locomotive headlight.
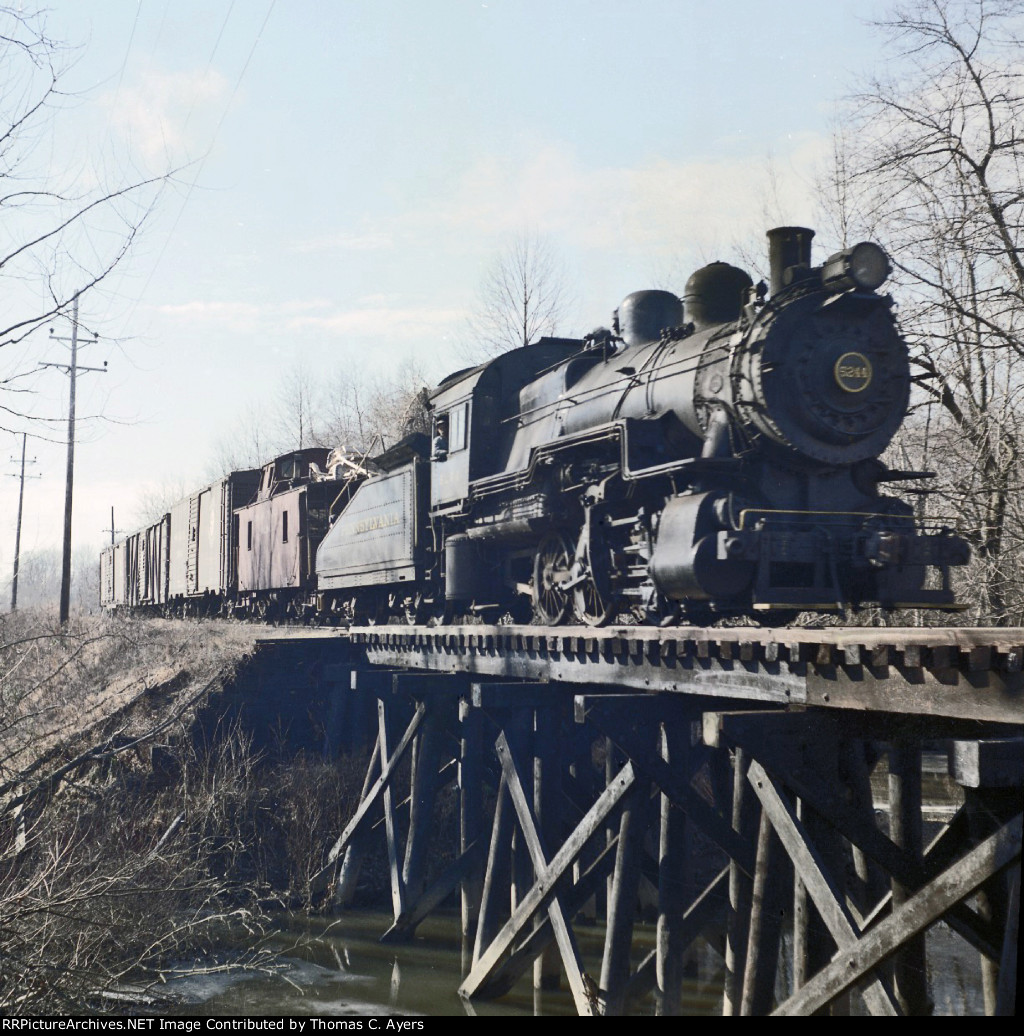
[821,241,891,293]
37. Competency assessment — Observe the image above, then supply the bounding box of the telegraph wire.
[113,0,278,340]
[110,0,145,103]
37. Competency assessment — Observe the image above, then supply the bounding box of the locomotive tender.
[102,227,969,626]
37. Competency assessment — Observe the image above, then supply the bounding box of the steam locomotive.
[101,227,969,626]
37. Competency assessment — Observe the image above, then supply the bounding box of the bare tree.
[205,403,270,479]
[274,359,321,452]
[2,545,98,613]
[315,362,432,457]
[825,0,1024,623]
[0,7,168,435]
[132,476,197,527]
[461,232,573,361]
[203,361,433,487]
[0,613,283,1013]
[209,362,323,477]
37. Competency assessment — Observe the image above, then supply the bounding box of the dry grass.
[0,611,292,1014]
[0,611,260,799]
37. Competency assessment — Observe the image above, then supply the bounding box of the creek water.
[163,910,985,1017]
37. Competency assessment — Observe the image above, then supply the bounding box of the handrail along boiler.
[314,227,969,625]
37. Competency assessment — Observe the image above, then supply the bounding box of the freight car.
[166,469,262,616]
[101,452,363,619]
[103,469,260,616]
[315,227,970,626]
[99,513,170,612]
[233,447,363,621]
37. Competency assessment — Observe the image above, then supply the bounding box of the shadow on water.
[164,910,984,1017]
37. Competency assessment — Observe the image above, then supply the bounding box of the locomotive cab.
[428,338,585,512]
[429,372,476,511]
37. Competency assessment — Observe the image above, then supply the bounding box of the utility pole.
[44,296,104,624]
[8,432,39,612]
[108,506,124,546]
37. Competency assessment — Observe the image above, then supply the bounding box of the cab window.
[449,402,468,452]
[432,416,449,460]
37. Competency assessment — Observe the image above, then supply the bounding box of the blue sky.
[1,0,895,588]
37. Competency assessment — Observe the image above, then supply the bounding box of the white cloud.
[154,297,462,340]
[103,68,230,166]
[152,137,836,357]
[424,134,829,259]
[286,306,464,338]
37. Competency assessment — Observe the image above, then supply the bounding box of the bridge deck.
[302,624,1024,725]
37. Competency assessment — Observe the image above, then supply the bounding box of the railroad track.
[336,624,1024,725]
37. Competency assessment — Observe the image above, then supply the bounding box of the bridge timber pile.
[253,623,1022,1016]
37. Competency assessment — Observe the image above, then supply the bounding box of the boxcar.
[99,544,117,609]
[98,513,170,611]
[136,513,171,608]
[168,469,260,614]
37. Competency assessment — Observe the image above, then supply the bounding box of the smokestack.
[766,226,815,296]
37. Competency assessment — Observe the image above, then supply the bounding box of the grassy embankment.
[0,612,371,1014]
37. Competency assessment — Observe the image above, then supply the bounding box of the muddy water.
[165,912,588,1017]
[164,911,984,1017]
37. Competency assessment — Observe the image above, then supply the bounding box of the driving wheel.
[533,532,572,625]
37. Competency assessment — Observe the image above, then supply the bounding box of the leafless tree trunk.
[2,545,100,614]
[203,361,433,484]
[314,363,433,456]
[275,360,321,452]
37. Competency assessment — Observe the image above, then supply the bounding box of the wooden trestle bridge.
[257,623,1022,1016]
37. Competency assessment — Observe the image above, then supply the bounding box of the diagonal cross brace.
[623,864,731,1003]
[722,724,1000,958]
[495,730,598,1016]
[747,759,900,1016]
[472,834,622,1000]
[459,745,636,1012]
[711,715,956,898]
[588,716,756,876]
[309,702,426,892]
[379,697,406,919]
[381,839,487,943]
[773,812,1022,1016]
